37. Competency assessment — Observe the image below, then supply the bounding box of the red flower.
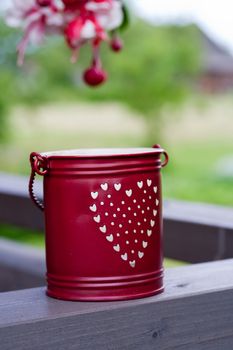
[5,0,125,86]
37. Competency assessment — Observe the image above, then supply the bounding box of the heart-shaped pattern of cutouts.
[89,179,159,268]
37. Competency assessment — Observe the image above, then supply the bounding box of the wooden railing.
[1,172,233,263]
[1,256,233,349]
[1,172,233,349]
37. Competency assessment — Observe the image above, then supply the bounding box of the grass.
[0,224,45,248]
[0,224,186,268]
[1,100,232,206]
[1,132,232,206]
[163,139,233,206]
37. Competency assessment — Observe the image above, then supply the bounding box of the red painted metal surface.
[29,147,169,301]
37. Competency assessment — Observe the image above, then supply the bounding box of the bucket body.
[29,147,168,301]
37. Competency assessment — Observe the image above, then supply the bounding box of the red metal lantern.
[29,146,169,301]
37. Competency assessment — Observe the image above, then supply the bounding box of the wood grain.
[0,259,233,350]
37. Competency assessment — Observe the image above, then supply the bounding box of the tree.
[79,22,200,143]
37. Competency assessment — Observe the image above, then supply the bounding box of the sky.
[132,0,233,53]
[1,0,233,53]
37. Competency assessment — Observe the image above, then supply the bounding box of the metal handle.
[152,144,169,168]
[161,151,169,168]
[29,152,48,211]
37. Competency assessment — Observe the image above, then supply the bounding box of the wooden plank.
[164,199,233,229]
[1,172,233,263]
[0,265,45,293]
[163,200,233,262]
[0,172,44,230]
[0,234,228,293]
[163,220,231,262]
[0,238,45,292]
[1,172,233,228]
[0,259,233,350]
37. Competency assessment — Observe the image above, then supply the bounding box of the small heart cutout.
[153,186,158,194]
[129,260,136,268]
[101,183,108,191]
[138,251,144,259]
[153,210,157,217]
[137,181,143,189]
[100,225,107,233]
[94,215,101,223]
[147,179,152,187]
[156,199,159,206]
[150,220,155,228]
[113,244,120,252]
[121,253,128,261]
[106,234,113,242]
[126,189,132,197]
[142,241,148,248]
[90,204,97,212]
[91,192,98,200]
[147,230,152,237]
[114,184,121,191]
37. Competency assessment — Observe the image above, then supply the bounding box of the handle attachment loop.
[152,144,169,168]
[29,152,48,211]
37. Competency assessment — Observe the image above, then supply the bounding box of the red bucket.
[29,146,169,301]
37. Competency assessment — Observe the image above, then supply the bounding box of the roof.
[200,29,233,75]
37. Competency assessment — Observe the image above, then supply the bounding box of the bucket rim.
[40,147,165,159]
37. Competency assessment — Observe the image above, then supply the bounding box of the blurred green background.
[0,9,233,265]
[0,19,232,205]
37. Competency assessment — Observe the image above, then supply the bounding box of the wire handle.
[152,144,169,168]
[29,152,48,211]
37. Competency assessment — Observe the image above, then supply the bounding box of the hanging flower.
[6,0,65,66]
[5,0,128,86]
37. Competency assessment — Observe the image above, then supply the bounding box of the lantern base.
[46,270,164,301]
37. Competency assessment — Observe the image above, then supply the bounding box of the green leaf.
[119,4,130,32]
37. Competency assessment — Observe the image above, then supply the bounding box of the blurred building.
[200,29,233,93]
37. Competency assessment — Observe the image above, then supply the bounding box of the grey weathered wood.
[164,199,233,229]
[163,200,233,262]
[0,172,44,231]
[1,172,233,262]
[164,220,233,262]
[0,238,45,292]
[0,259,233,350]
[0,265,45,293]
